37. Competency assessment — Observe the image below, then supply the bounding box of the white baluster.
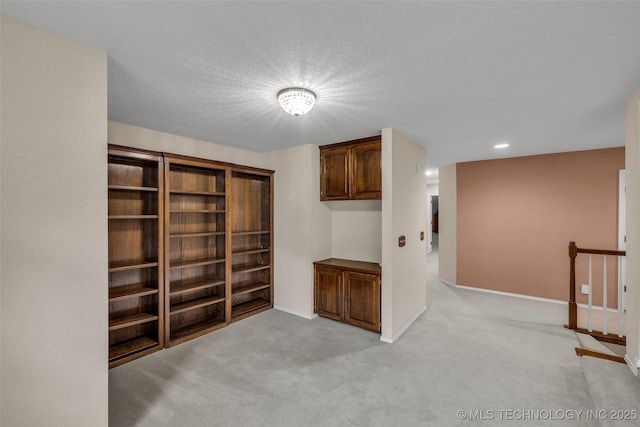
[588,254,593,332]
[603,255,608,335]
[618,256,624,338]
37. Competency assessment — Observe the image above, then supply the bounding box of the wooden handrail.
[567,241,626,331]
[576,247,626,256]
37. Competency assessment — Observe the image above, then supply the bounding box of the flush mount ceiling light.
[277,87,316,116]
[494,143,510,149]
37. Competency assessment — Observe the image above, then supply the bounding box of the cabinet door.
[344,271,380,332]
[320,147,350,200]
[350,141,381,200]
[314,266,343,320]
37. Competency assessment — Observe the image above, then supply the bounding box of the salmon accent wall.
[457,148,624,303]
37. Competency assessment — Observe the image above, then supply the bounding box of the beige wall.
[264,144,331,318]
[1,16,108,426]
[438,164,457,284]
[381,129,428,342]
[310,146,333,271]
[456,148,624,302]
[108,121,264,168]
[625,89,640,375]
[267,144,381,318]
[329,201,382,264]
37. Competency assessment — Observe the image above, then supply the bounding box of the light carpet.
[110,249,639,426]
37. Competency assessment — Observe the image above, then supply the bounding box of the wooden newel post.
[568,241,578,330]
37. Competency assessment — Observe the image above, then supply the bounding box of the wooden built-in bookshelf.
[164,156,229,347]
[229,170,274,322]
[107,147,274,365]
[108,147,164,368]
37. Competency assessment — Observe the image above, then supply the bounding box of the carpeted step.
[601,341,626,358]
[575,332,625,363]
[576,333,617,356]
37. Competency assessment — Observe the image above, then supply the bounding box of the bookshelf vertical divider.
[225,168,234,324]
[163,158,172,347]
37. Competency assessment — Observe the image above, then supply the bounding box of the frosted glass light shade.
[277,87,316,116]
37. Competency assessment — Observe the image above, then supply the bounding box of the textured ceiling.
[3,1,640,175]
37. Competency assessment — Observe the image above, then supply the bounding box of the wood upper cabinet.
[350,141,382,199]
[320,136,381,201]
[313,258,381,332]
[320,147,349,199]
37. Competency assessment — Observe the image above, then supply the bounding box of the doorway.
[428,195,439,254]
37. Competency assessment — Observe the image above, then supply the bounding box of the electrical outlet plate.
[581,284,590,295]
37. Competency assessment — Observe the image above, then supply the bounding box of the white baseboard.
[575,303,619,313]
[439,279,457,288]
[274,306,317,320]
[624,354,640,377]
[453,283,567,305]
[380,306,427,343]
[443,281,622,313]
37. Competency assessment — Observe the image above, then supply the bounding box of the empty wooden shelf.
[229,169,274,322]
[109,285,158,302]
[108,146,164,367]
[164,155,228,346]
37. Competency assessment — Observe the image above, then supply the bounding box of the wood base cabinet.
[314,258,381,332]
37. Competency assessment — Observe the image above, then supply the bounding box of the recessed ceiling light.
[494,143,510,149]
[277,87,316,116]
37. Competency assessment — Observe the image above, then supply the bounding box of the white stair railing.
[568,242,626,338]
